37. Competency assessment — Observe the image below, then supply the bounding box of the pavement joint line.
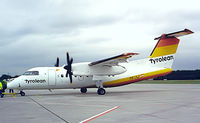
[141,113,176,122]
[2,98,112,108]
[39,102,112,108]
[80,106,120,123]
[28,96,69,123]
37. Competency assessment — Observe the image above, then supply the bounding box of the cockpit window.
[23,71,39,75]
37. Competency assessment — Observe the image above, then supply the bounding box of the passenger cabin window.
[23,71,39,75]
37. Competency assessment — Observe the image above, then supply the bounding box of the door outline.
[48,69,56,86]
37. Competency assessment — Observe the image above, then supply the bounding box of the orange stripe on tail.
[150,35,180,58]
[150,29,193,58]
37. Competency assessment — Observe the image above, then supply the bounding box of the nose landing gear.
[20,91,25,96]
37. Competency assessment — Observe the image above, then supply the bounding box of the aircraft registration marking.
[129,74,144,80]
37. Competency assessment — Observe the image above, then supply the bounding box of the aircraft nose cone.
[7,80,19,89]
[7,82,14,89]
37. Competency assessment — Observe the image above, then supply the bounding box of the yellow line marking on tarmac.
[1,98,111,108]
[11,94,17,97]
[2,92,17,98]
[36,94,42,98]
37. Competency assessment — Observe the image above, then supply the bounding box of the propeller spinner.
[64,52,73,84]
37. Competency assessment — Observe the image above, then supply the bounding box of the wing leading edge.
[89,53,139,66]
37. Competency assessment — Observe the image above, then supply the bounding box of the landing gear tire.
[80,88,87,93]
[97,88,106,95]
[1,90,5,98]
[1,94,4,98]
[20,91,25,96]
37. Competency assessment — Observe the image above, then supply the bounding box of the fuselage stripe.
[103,68,172,87]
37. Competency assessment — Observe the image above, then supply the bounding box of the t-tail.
[149,29,193,68]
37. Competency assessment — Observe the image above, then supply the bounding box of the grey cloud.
[0,0,199,75]
[0,0,120,48]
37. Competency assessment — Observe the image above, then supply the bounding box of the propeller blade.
[69,74,72,84]
[64,51,73,83]
[64,65,67,70]
[67,52,70,64]
[66,70,69,77]
[70,58,73,64]
[54,57,59,67]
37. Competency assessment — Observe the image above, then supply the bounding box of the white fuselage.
[5,29,193,95]
[7,58,170,90]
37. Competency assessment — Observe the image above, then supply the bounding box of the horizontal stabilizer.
[154,29,193,40]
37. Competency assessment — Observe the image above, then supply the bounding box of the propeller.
[63,52,73,84]
[54,57,59,67]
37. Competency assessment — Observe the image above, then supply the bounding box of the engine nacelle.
[72,62,127,76]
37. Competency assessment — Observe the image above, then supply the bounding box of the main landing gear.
[80,88,87,93]
[80,80,106,95]
[97,88,106,95]
[80,87,106,95]
[96,80,106,95]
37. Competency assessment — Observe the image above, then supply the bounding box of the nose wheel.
[20,91,25,96]
[0,90,5,98]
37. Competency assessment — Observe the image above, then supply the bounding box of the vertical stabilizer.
[149,29,193,68]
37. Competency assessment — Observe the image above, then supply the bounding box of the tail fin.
[149,29,193,68]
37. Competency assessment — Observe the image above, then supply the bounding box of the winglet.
[154,29,194,40]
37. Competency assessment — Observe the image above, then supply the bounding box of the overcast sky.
[0,0,199,75]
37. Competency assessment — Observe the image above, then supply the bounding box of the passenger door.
[48,69,56,86]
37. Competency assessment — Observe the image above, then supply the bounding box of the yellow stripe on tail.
[150,29,193,58]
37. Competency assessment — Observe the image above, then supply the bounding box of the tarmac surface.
[1,84,200,123]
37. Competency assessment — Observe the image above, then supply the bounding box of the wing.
[89,53,139,66]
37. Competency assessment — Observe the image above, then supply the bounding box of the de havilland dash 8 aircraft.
[5,29,193,96]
